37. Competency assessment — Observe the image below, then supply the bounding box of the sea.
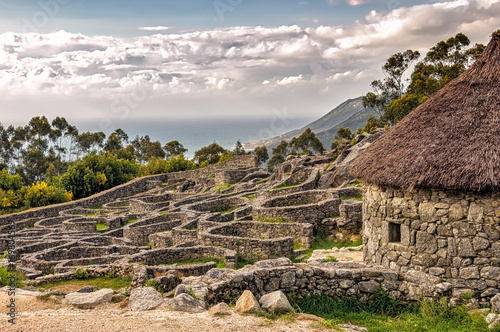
[74,115,314,158]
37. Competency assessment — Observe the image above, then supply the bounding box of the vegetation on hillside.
[0,117,265,214]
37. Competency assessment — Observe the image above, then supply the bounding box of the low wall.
[183,258,450,306]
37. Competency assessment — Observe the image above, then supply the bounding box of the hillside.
[244,97,375,150]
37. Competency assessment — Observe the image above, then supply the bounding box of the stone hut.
[349,31,500,298]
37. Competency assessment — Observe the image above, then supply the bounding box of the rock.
[259,291,294,314]
[486,313,498,324]
[174,284,191,297]
[235,290,260,314]
[77,286,99,293]
[339,324,368,332]
[254,257,293,268]
[491,293,500,313]
[171,293,206,313]
[294,313,323,322]
[466,298,479,310]
[129,287,164,311]
[208,303,232,316]
[468,308,490,316]
[340,247,350,253]
[66,288,114,309]
[434,282,452,295]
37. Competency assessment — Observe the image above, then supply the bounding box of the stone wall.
[253,190,340,226]
[215,168,261,186]
[125,246,237,269]
[363,184,500,299]
[199,221,295,261]
[183,258,449,306]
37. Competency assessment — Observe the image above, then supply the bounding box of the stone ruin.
[0,134,496,310]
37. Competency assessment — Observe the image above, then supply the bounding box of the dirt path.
[0,292,330,332]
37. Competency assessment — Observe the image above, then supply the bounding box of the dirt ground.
[0,292,332,332]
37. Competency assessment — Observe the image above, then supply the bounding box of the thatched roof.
[349,31,500,193]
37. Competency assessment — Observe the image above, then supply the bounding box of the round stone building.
[350,31,500,298]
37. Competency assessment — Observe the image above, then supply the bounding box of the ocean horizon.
[71,115,315,158]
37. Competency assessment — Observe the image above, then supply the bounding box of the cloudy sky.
[0,0,499,127]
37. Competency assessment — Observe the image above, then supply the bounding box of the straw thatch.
[349,31,500,193]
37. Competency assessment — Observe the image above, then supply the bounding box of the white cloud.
[0,0,499,122]
[138,26,171,31]
[347,0,369,5]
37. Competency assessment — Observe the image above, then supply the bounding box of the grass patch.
[271,183,300,190]
[324,256,338,263]
[161,182,169,185]
[86,213,101,217]
[159,257,226,269]
[292,230,362,262]
[96,223,107,230]
[346,178,363,188]
[291,292,495,332]
[340,196,363,201]
[255,217,288,223]
[0,265,26,288]
[216,184,232,193]
[217,206,237,214]
[237,256,256,269]
[127,219,138,224]
[159,211,171,215]
[37,276,132,292]
[243,194,256,201]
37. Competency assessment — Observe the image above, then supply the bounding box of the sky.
[0,0,499,130]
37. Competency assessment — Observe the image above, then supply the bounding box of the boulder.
[171,293,206,313]
[235,290,260,314]
[174,284,191,297]
[208,303,233,316]
[66,288,114,309]
[129,287,164,311]
[259,291,294,314]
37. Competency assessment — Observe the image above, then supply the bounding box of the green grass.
[324,256,339,262]
[96,223,107,230]
[217,206,237,214]
[243,194,256,201]
[162,182,169,185]
[127,219,138,223]
[292,230,362,262]
[86,213,101,217]
[340,196,363,201]
[237,256,256,269]
[37,276,132,292]
[0,265,26,288]
[159,211,171,215]
[255,217,288,223]
[291,292,497,332]
[345,178,363,188]
[216,184,232,193]
[271,183,300,190]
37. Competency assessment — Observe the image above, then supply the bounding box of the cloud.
[347,0,369,5]
[138,26,171,31]
[0,0,499,122]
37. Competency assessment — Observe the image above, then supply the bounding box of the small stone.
[338,323,368,332]
[486,313,498,324]
[235,290,260,314]
[491,293,500,313]
[208,303,232,316]
[259,291,294,314]
[294,313,323,321]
